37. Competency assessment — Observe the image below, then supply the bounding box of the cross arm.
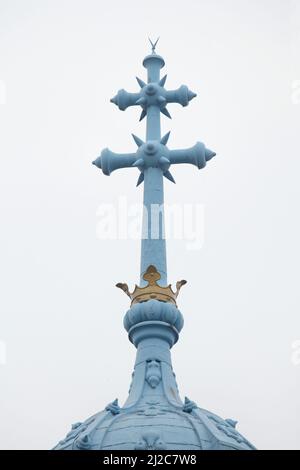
[92,134,216,181]
[110,76,196,120]
[168,142,216,170]
[92,149,137,176]
[165,85,197,107]
[110,90,141,111]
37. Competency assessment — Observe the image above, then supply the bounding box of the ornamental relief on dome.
[57,416,96,448]
[105,398,121,415]
[208,415,246,445]
[145,359,162,388]
[135,431,166,450]
[136,400,169,417]
[75,433,92,450]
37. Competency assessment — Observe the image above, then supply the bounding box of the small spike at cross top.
[136,76,146,88]
[132,134,144,147]
[159,74,167,87]
[149,37,160,54]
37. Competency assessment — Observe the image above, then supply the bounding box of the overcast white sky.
[0,0,300,450]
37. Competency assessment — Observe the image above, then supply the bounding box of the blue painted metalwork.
[93,41,215,284]
[54,41,255,451]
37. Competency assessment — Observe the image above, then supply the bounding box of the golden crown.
[116,265,187,307]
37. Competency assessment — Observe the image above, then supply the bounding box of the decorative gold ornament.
[116,265,187,306]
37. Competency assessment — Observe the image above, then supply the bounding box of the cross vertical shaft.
[141,54,166,286]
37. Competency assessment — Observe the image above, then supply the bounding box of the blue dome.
[54,406,254,451]
[54,302,255,451]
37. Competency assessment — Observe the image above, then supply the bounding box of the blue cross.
[93,42,216,286]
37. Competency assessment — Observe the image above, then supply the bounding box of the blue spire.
[54,42,256,451]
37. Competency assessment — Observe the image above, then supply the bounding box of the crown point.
[143,265,161,285]
[116,282,131,299]
[117,265,186,306]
